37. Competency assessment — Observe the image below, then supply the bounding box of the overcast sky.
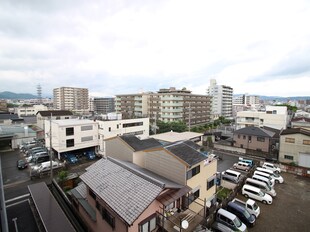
[0,0,309,97]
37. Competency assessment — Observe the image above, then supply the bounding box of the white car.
[256,167,284,183]
[262,162,281,173]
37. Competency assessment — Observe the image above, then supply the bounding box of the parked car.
[84,151,96,160]
[30,161,64,179]
[232,198,260,218]
[242,184,273,204]
[65,154,78,164]
[17,159,28,169]
[239,157,255,167]
[262,162,281,173]
[226,201,256,227]
[256,167,284,183]
[211,221,236,232]
[252,174,275,188]
[216,208,247,232]
[245,178,276,197]
[221,169,242,183]
[233,161,251,171]
[253,171,275,186]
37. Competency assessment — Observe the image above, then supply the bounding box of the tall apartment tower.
[115,87,212,126]
[93,97,115,114]
[207,79,233,118]
[53,87,89,113]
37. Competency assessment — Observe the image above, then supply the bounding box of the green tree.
[157,120,187,133]
[57,170,69,187]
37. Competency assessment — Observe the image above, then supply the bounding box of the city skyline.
[0,0,310,97]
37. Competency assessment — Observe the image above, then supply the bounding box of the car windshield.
[266,185,271,191]
[273,173,280,177]
[259,191,265,197]
[252,202,258,210]
[233,217,242,227]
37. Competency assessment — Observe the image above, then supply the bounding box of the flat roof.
[52,119,96,126]
[150,131,203,143]
[28,182,75,232]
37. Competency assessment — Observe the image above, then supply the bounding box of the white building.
[97,118,149,156]
[16,105,48,117]
[36,110,74,131]
[45,119,99,159]
[207,79,233,119]
[236,105,289,130]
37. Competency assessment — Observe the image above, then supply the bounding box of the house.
[45,119,98,159]
[106,136,217,212]
[233,126,279,153]
[291,117,310,130]
[279,128,310,168]
[0,113,23,125]
[70,157,193,232]
[36,110,74,131]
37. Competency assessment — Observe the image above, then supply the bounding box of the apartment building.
[45,119,99,159]
[115,87,211,126]
[92,97,115,114]
[53,87,89,113]
[233,94,260,106]
[236,105,289,130]
[36,110,74,131]
[206,79,233,119]
[279,128,310,168]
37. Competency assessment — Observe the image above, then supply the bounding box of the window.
[188,189,200,204]
[89,188,96,199]
[66,139,74,147]
[56,116,60,120]
[66,127,74,136]
[207,177,215,190]
[248,136,252,142]
[238,135,240,139]
[139,215,156,232]
[284,155,294,160]
[285,137,295,143]
[187,165,200,179]
[81,125,93,131]
[303,140,310,145]
[102,208,115,229]
[243,135,246,139]
[109,127,111,132]
[65,117,70,119]
[123,122,143,128]
[257,137,265,142]
[117,124,119,129]
[81,136,93,142]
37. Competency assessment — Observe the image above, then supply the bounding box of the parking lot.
[217,152,310,231]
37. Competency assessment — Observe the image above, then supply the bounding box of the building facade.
[206,79,233,119]
[279,128,310,168]
[93,97,115,114]
[16,104,48,117]
[236,106,289,130]
[36,110,74,131]
[115,87,211,126]
[53,87,89,113]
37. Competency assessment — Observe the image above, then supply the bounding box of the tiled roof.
[0,113,19,120]
[291,117,310,123]
[36,110,73,116]
[280,128,310,136]
[164,141,207,167]
[120,135,162,151]
[234,126,275,138]
[80,158,164,225]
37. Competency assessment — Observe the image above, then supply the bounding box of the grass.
[216,187,232,201]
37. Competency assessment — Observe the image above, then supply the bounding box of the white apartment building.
[236,105,289,130]
[97,118,149,156]
[53,87,89,114]
[116,87,211,126]
[45,119,99,159]
[233,94,260,106]
[207,79,233,119]
[16,105,48,117]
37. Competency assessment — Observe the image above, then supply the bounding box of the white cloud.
[0,0,309,97]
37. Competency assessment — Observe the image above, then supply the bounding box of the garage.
[299,153,310,168]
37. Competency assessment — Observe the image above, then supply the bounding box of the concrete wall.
[214,144,246,154]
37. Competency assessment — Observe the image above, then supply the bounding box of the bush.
[216,187,232,201]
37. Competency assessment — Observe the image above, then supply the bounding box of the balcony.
[161,114,183,119]
[162,102,183,107]
[161,108,183,113]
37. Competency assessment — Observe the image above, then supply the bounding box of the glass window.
[81,136,93,142]
[257,137,265,142]
[66,127,74,136]
[81,125,93,131]
[140,215,157,232]
[303,140,310,145]
[187,165,200,179]
[207,177,215,190]
[66,139,74,147]
[284,155,294,160]
[285,137,295,143]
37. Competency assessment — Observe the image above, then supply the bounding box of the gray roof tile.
[80,158,163,225]
[234,126,275,138]
[120,135,162,151]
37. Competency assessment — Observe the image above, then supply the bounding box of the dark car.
[227,202,256,227]
[64,153,78,164]
[17,159,28,170]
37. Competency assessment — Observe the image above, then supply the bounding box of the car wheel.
[262,200,267,204]
[252,214,256,219]
[275,180,279,184]
[244,194,249,198]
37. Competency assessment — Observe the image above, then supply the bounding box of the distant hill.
[0,91,38,99]
[234,94,310,101]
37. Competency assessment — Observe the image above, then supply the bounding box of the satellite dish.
[181,220,189,229]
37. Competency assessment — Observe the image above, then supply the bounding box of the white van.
[242,184,273,204]
[262,162,281,173]
[256,167,284,183]
[216,208,247,232]
[245,178,276,197]
[252,174,274,188]
[233,161,251,171]
[253,171,275,186]
[222,169,242,183]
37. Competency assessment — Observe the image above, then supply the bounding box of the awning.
[157,186,191,206]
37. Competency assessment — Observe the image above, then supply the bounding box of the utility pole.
[49,113,53,184]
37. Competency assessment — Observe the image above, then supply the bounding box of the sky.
[0,0,310,98]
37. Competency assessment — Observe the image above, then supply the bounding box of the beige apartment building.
[115,87,212,126]
[53,87,89,113]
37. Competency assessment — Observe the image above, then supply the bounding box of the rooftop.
[234,126,276,138]
[150,131,203,143]
[37,110,73,117]
[120,135,162,151]
[52,119,96,126]
[80,158,164,225]
[280,128,310,136]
